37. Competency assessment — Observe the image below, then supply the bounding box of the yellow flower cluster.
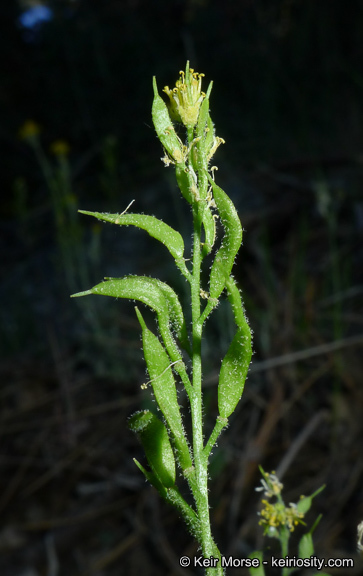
[163,66,205,128]
[259,500,305,533]
[256,470,305,534]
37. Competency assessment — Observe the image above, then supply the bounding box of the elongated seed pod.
[135,309,192,471]
[152,78,185,165]
[175,164,196,205]
[201,206,216,257]
[128,410,176,488]
[208,177,242,300]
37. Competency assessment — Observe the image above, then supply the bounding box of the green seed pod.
[128,410,176,488]
[195,97,211,197]
[218,324,252,419]
[175,164,196,205]
[135,309,192,472]
[201,206,216,257]
[78,210,186,273]
[208,178,243,300]
[204,114,215,159]
[296,485,325,515]
[298,533,314,560]
[152,77,185,165]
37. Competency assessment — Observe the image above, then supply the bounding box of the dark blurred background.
[1,1,363,575]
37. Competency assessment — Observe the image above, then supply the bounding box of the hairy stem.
[188,134,223,575]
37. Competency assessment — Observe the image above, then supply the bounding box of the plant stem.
[189,202,222,575]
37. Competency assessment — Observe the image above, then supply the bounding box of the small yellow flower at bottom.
[50,140,70,156]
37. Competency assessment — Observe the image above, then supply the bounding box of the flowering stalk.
[72,62,252,574]
[250,468,327,576]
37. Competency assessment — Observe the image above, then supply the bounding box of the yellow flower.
[163,63,205,128]
[19,119,41,141]
[259,499,305,533]
[50,140,70,156]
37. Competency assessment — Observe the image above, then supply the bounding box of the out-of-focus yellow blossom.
[163,64,205,128]
[50,140,70,156]
[19,120,41,140]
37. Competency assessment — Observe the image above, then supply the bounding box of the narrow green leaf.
[72,275,190,350]
[78,210,186,265]
[218,325,252,418]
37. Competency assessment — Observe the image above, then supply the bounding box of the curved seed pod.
[152,77,185,165]
[208,177,243,300]
[128,410,176,489]
[78,210,185,268]
[217,324,252,419]
[136,309,192,471]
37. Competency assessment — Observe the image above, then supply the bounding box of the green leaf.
[218,325,252,418]
[129,410,176,488]
[208,176,243,300]
[71,275,189,350]
[135,308,192,472]
[226,276,252,332]
[248,551,265,576]
[78,210,187,272]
